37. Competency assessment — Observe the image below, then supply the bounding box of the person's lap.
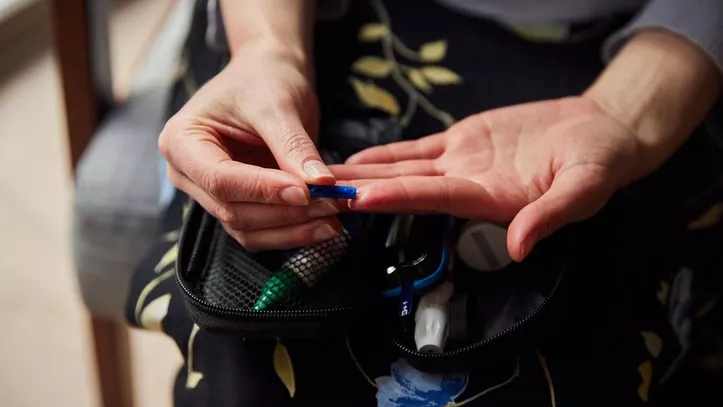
[128,1,723,405]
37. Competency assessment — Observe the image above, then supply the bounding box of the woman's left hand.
[334,30,720,262]
[331,96,642,261]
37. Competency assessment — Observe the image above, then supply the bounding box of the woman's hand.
[159,40,341,251]
[333,97,639,261]
[333,30,720,262]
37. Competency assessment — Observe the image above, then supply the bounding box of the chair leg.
[90,316,135,407]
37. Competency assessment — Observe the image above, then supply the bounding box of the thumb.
[255,111,334,185]
[507,167,611,262]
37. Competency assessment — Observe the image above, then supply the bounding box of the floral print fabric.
[126,1,723,406]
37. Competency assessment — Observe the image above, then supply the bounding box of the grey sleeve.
[603,0,723,73]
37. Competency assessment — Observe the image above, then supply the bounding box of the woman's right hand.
[159,40,341,251]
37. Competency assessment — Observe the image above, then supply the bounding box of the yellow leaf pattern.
[134,268,175,324]
[183,201,191,220]
[154,242,178,273]
[186,324,204,389]
[657,280,669,305]
[421,66,462,85]
[637,360,652,402]
[419,40,447,62]
[407,68,431,93]
[687,202,723,229]
[349,77,400,115]
[349,0,458,128]
[358,23,389,42]
[641,331,663,358]
[163,229,180,242]
[352,56,393,78]
[139,293,171,331]
[536,349,557,407]
[502,22,569,43]
[696,297,719,319]
[446,357,521,406]
[274,339,296,398]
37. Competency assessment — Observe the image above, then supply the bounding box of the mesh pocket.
[199,224,274,309]
[197,223,353,311]
[177,202,379,336]
[283,231,350,287]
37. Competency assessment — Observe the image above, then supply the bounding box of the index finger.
[343,176,509,222]
[253,109,335,185]
[345,133,446,165]
[164,135,310,205]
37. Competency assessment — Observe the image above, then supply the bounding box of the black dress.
[126,1,723,405]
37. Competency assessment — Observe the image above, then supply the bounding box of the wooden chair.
[53,0,133,407]
[50,0,190,406]
[50,1,132,407]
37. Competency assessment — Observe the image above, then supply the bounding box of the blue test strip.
[307,184,357,200]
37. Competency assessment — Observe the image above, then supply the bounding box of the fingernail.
[304,160,334,181]
[347,192,363,210]
[519,243,532,262]
[312,224,339,242]
[307,199,339,217]
[280,186,309,205]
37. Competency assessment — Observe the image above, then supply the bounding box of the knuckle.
[255,99,275,121]
[439,179,452,211]
[230,210,252,231]
[247,168,275,204]
[236,234,254,251]
[273,93,298,114]
[214,204,237,225]
[396,179,412,204]
[281,205,307,225]
[157,128,172,159]
[158,118,181,158]
[200,168,228,201]
[381,145,399,162]
[238,235,261,253]
[255,91,296,121]
[232,214,251,231]
[281,129,315,158]
[223,227,255,252]
[297,221,321,242]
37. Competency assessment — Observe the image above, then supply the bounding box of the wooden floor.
[0,1,181,406]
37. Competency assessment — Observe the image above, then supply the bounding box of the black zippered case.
[176,200,577,371]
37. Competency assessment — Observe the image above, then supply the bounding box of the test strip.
[307,184,357,199]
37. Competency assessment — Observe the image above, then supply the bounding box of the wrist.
[220,0,315,79]
[585,29,720,177]
[230,37,312,78]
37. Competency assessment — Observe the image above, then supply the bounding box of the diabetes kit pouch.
[176,195,580,372]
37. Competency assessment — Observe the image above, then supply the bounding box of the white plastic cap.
[414,282,453,353]
[456,221,512,272]
[414,306,447,354]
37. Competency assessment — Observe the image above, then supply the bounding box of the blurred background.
[0,0,192,406]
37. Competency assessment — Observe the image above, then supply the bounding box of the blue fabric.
[376,359,469,406]
[158,155,176,207]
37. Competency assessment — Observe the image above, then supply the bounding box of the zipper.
[175,268,363,320]
[175,201,369,323]
[392,258,569,358]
